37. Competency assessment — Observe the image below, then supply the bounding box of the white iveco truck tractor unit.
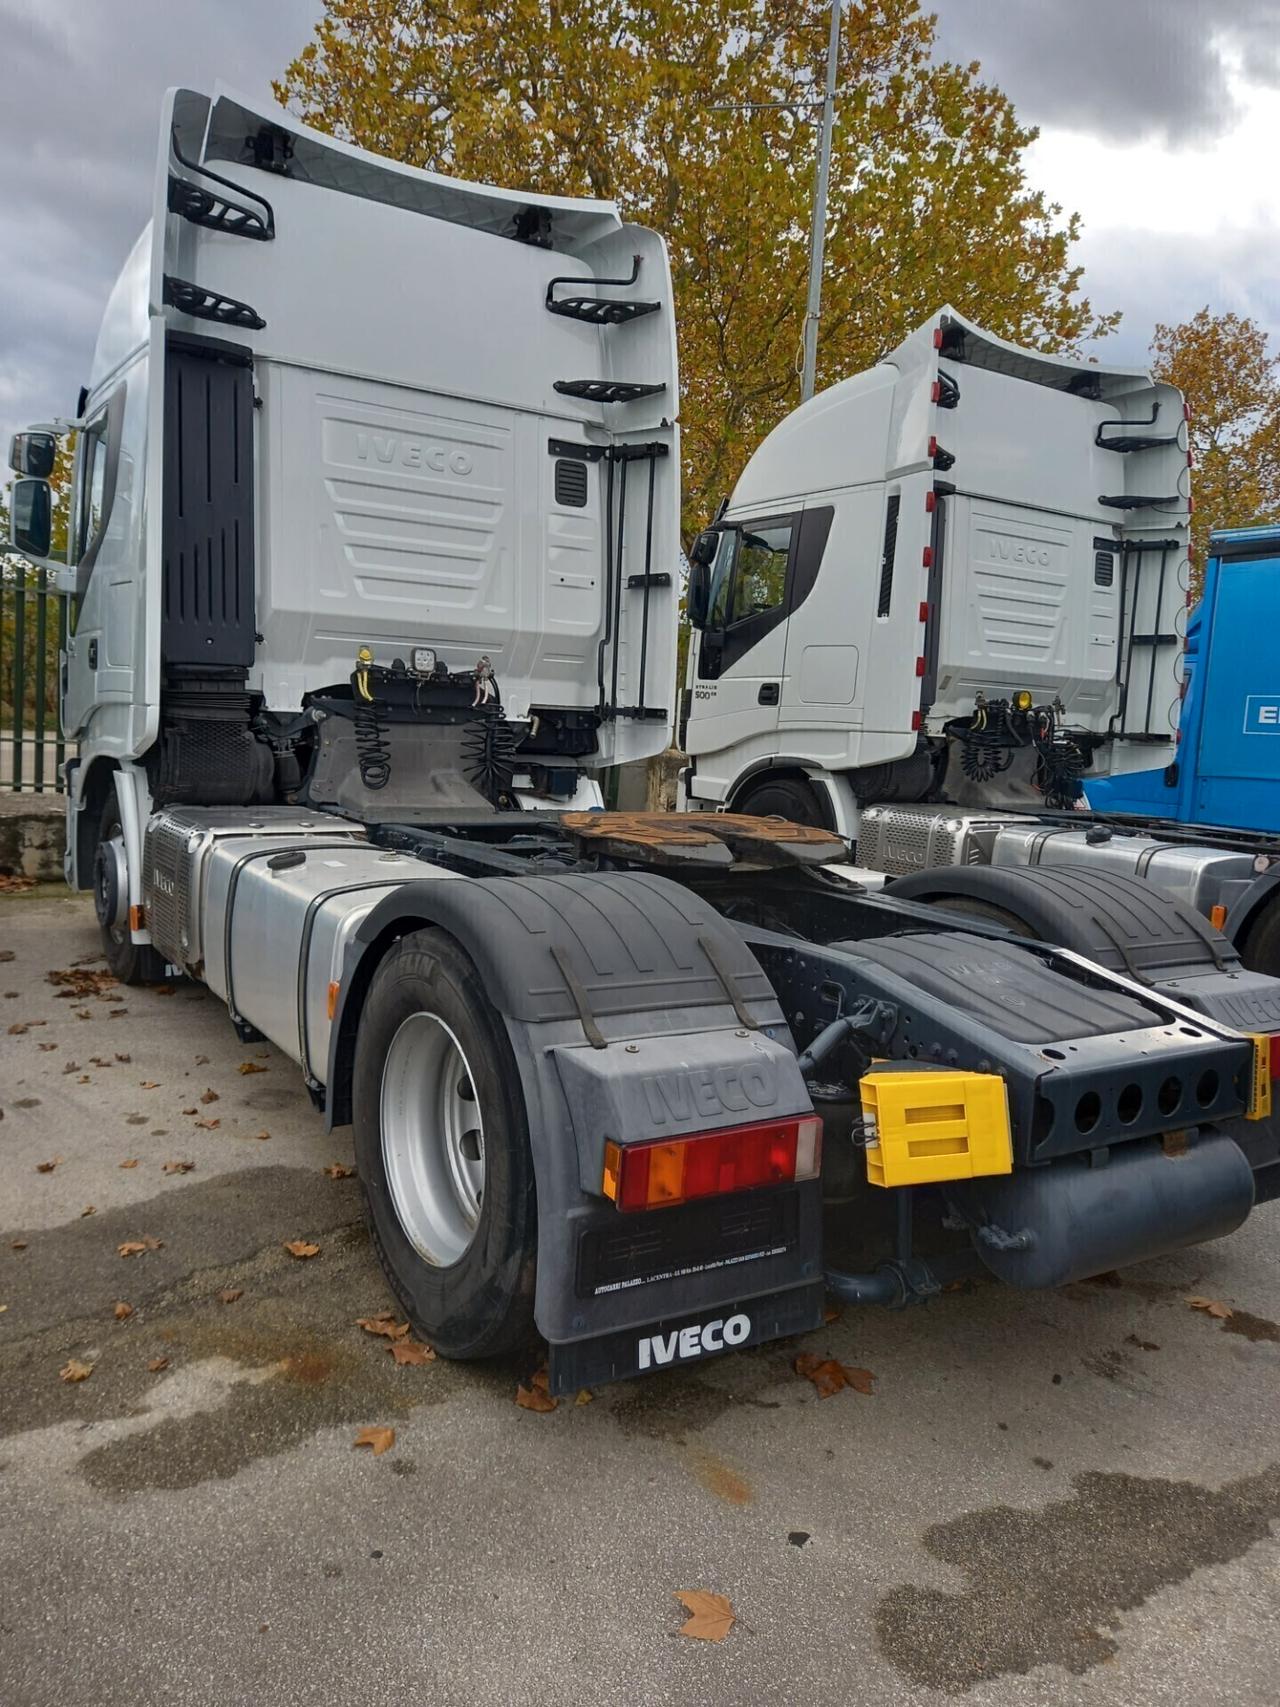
[11,94,1280,1392]
[679,313,1280,982]
[681,309,1190,836]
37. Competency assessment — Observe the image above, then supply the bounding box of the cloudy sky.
[1,0,1277,453]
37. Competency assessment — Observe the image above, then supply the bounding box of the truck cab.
[681,309,1191,839]
[7,84,680,953]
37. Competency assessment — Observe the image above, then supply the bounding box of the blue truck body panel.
[1089,526,1280,834]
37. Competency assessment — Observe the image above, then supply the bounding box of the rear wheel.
[1240,898,1280,981]
[910,894,1036,937]
[734,774,827,827]
[352,927,538,1360]
[94,795,169,985]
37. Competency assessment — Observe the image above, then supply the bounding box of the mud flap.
[547,1280,825,1396]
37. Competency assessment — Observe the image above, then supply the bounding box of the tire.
[1240,898,1280,981]
[94,796,170,985]
[734,774,827,827]
[351,927,538,1360]
[911,894,1036,937]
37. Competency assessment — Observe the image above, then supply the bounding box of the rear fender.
[323,869,824,1365]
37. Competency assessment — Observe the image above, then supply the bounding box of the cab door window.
[697,515,796,679]
[727,522,792,624]
[76,414,110,562]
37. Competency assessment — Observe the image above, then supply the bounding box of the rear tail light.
[602,1116,822,1213]
[1270,1034,1280,1080]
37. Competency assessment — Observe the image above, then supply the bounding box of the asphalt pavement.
[2,887,1279,1707]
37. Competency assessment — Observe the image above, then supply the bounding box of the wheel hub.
[93,833,129,937]
[380,1011,485,1267]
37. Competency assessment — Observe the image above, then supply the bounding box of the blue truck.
[1089,525,1280,835]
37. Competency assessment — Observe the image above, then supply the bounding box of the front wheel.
[351,927,538,1360]
[734,774,827,827]
[94,795,170,985]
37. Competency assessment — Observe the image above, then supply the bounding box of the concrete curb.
[0,792,66,880]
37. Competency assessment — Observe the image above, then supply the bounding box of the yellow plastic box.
[860,1066,1013,1188]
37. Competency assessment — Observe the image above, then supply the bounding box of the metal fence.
[1,566,68,792]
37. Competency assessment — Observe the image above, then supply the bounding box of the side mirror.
[9,431,57,479]
[10,478,52,559]
[689,529,719,567]
[687,559,712,630]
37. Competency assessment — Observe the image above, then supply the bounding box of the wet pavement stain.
[607,1370,739,1442]
[1220,1308,1280,1345]
[876,1465,1280,1694]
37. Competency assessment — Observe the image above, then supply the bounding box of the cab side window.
[727,522,792,625]
[76,414,110,562]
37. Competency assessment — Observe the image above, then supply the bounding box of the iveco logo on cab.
[992,538,1051,567]
[355,431,473,477]
[637,1312,751,1370]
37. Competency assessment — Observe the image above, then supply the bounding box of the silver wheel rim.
[380,1012,485,1267]
[96,833,129,943]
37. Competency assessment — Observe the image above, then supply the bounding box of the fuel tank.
[952,1130,1254,1288]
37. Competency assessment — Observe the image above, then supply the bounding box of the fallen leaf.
[75,1010,91,1020]
[115,1052,132,1064]
[118,1158,139,1169]
[80,1205,95,1218]
[0,949,13,961]
[35,1158,61,1174]
[1186,1295,1234,1320]
[199,1088,219,1105]
[162,1159,196,1174]
[823,1305,842,1324]
[353,1425,395,1456]
[62,1061,79,1074]
[109,1008,128,1018]
[90,1057,112,1069]
[357,1313,411,1341]
[8,1022,28,1035]
[576,1388,594,1405]
[323,1163,355,1180]
[182,1106,197,1116]
[118,1237,163,1257]
[238,1061,268,1075]
[37,1041,57,1052]
[283,1239,320,1259]
[389,1338,435,1366]
[194,1118,220,1130]
[11,1240,28,1251]
[47,966,118,997]
[140,1081,161,1090]
[60,1358,94,1383]
[0,875,36,893]
[78,1075,91,1084]
[674,1590,735,1643]
[193,1054,209,1065]
[147,1356,169,1373]
[250,1130,271,1141]
[794,1353,876,1399]
[113,1301,134,1321]
[126,1116,147,1126]
[218,1287,244,1305]
[150,983,175,996]
[515,1378,558,1413]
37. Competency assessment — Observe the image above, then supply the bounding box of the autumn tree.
[1151,308,1280,573]
[276,0,1116,538]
